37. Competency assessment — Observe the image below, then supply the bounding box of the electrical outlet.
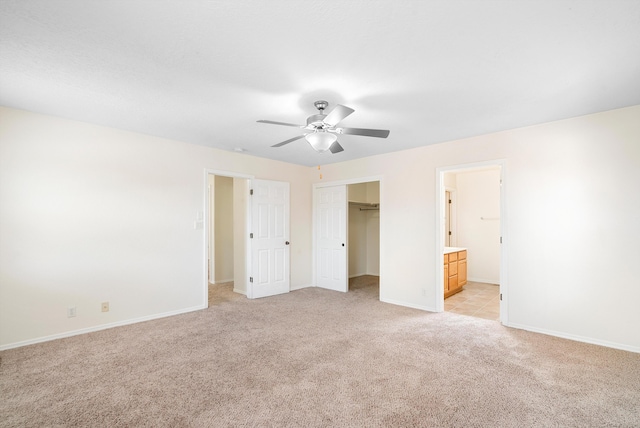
[101,302,109,312]
[67,307,76,318]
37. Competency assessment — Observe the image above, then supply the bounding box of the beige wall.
[454,167,501,283]
[0,107,312,348]
[214,175,234,283]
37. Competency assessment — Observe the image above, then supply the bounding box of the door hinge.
[448,231,452,236]
[250,233,253,239]
[250,189,253,195]
[500,236,502,244]
[250,277,253,283]
[500,293,503,301]
[448,199,452,204]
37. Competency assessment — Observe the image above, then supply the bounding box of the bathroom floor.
[445,281,500,321]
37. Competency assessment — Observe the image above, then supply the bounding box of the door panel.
[250,179,290,298]
[316,185,347,292]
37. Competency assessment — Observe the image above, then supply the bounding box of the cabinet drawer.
[448,252,458,262]
[458,250,467,260]
[448,275,458,291]
[448,260,458,276]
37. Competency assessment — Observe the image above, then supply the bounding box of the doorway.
[313,177,382,299]
[437,161,506,323]
[205,170,252,307]
[348,182,380,298]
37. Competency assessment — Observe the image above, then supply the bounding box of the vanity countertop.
[444,247,467,254]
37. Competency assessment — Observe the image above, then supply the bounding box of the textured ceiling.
[1,1,639,166]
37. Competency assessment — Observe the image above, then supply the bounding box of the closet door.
[315,185,347,292]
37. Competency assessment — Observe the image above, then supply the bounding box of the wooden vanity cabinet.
[444,254,449,294]
[444,249,467,298]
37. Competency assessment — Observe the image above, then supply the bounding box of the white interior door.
[316,185,347,292]
[249,179,290,298]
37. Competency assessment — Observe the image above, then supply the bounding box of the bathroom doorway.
[437,161,506,323]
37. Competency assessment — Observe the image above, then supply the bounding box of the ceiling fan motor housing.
[307,100,330,129]
[306,114,328,128]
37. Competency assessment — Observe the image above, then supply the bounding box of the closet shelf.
[349,201,380,211]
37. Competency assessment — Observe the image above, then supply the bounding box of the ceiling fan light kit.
[305,130,337,153]
[257,100,390,154]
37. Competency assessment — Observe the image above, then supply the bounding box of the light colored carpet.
[1,276,639,427]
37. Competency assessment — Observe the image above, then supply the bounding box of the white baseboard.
[378,299,638,353]
[349,273,379,278]
[232,288,246,295]
[0,304,206,351]
[505,322,639,354]
[468,277,499,285]
[213,278,234,284]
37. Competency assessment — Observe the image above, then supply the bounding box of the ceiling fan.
[257,100,390,154]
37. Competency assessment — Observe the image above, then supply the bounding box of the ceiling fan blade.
[329,141,344,154]
[339,127,390,138]
[257,120,305,128]
[322,104,355,126]
[271,134,305,147]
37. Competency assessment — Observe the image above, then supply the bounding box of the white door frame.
[203,169,254,307]
[208,178,215,283]
[435,160,507,324]
[312,175,383,295]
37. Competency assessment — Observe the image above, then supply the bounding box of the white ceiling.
[1,1,639,167]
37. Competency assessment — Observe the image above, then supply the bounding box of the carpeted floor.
[1,277,639,427]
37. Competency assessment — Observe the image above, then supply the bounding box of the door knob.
[285,241,290,245]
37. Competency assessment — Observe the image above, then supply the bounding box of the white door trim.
[435,160,507,324]
[203,169,254,307]
[313,175,383,188]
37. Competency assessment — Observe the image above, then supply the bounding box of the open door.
[316,185,348,292]
[249,179,290,298]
